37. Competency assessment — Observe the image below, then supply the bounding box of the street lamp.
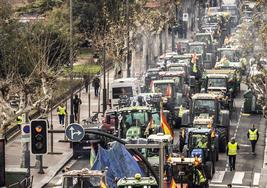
[93,53,107,114]
[69,0,74,124]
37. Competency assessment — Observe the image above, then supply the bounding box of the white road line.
[253,172,260,186]
[209,183,258,188]
[211,171,225,183]
[232,171,245,184]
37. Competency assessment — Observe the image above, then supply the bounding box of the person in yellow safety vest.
[16,116,23,129]
[247,124,259,155]
[57,104,67,126]
[192,159,207,188]
[227,137,239,171]
[197,137,207,149]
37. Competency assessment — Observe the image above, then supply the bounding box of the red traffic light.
[35,126,43,133]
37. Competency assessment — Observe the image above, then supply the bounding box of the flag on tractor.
[90,146,96,167]
[170,177,177,188]
[161,111,174,139]
[166,83,172,97]
[100,180,107,188]
[150,80,154,92]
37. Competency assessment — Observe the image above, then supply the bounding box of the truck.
[181,93,230,152]
[110,78,141,108]
[61,169,107,188]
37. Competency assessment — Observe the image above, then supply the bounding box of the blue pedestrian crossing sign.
[65,123,85,142]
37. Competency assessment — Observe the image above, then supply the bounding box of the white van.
[110,78,141,108]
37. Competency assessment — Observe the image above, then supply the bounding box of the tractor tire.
[206,161,213,179]
[219,137,227,153]
[216,150,219,161]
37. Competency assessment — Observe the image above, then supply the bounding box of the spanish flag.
[166,84,172,97]
[161,111,174,139]
[100,180,107,188]
[170,177,177,188]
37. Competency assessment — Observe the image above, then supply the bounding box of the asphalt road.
[209,83,266,188]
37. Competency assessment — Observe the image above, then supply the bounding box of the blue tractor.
[185,128,218,179]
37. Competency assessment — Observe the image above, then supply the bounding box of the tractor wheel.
[216,150,219,161]
[206,161,213,179]
[219,137,227,153]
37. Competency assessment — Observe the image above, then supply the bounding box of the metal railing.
[7,176,33,188]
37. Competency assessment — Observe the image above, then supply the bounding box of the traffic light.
[30,119,48,155]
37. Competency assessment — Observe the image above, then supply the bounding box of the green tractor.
[204,69,240,96]
[181,93,230,152]
[118,106,161,140]
[117,174,158,188]
[187,128,218,179]
[188,41,216,69]
[201,72,235,112]
[216,47,247,75]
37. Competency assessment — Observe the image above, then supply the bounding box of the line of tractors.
[61,0,253,187]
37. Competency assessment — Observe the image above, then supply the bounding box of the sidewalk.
[5,68,115,188]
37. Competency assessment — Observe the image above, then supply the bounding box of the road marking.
[209,183,258,188]
[211,171,225,183]
[239,144,251,147]
[232,171,245,184]
[253,172,260,186]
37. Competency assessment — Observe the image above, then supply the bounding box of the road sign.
[183,13,189,22]
[21,124,30,142]
[65,123,85,142]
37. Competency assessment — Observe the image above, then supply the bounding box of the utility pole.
[69,0,74,124]
[126,0,131,77]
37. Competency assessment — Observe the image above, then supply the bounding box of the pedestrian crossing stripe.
[209,183,258,188]
[210,171,261,186]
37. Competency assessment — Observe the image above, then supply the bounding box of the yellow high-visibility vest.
[193,169,206,185]
[17,116,23,125]
[193,64,197,73]
[58,106,66,115]
[228,142,237,155]
[248,129,258,141]
[178,105,185,117]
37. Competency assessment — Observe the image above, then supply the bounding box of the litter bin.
[243,90,262,114]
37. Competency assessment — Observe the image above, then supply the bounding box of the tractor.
[117,106,161,141]
[187,128,218,179]
[181,93,230,152]
[117,174,158,188]
[61,169,107,188]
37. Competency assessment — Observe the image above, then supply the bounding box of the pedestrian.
[83,75,89,93]
[192,159,207,188]
[16,115,23,130]
[227,137,239,171]
[73,94,82,122]
[93,76,100,97]
[57,104,67,126]
[247,124,259,155]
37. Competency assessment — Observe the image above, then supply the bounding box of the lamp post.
[93,53,107,114]
[69,0,74,124]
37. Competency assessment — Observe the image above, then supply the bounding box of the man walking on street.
[57,104,67,126]
[73,94,82,122]
[93,76,100,97]
[247,124,259,155]
[227,137,239,171]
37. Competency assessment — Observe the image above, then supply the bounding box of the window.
[112,87,133,99]
[190,45,204,54]
[192,134,208,149]
[208,78,226,87]
[124,111,148,127]
[194,99,216,112]
[154,83,174,96]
